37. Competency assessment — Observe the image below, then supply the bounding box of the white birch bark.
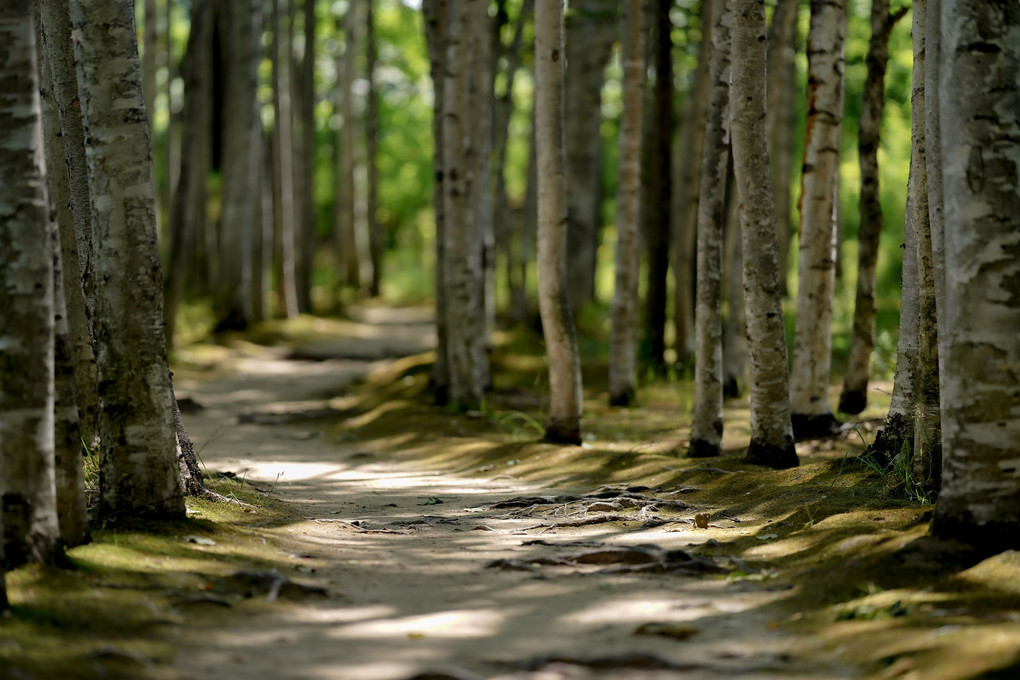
[688,0,731,458]
[730,0,797,468]
[932,1,1020,549]
[722,188,747,399]
[0,0,60,563]
[909,0,940,491]
[535,0,582,443]
[672,0,713,367]
[609,0,645,407]
[789,0,845,438]
[366,0,381,297]
[337,0,361,290]
[839,0,906,415]
[70,0,184,519]
[36,0,99,452]
[35,4,88,545]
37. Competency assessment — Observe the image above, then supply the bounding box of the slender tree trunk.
[366,0,382,297]
[609,0,645,407]
[766,0,799,295]
[36,0,99,451]
[687,0,731,459]
[254,125,274,321]
[35,2,88,546]
[932,0,1020,551]
[789,0,846,439]
[337,0,361,290]
[642,0,673,374]
[565,0,617,312]
[0,0,60,565]
[721,180,747,399]
[442,0,489,410]
[491,0,533,324]
[214,0,260,331]
[272,0,300,317]
[839,0,907,414]
[672,0,712,368]
[909,0,940,494]
[535,0,583,443]
[71,0,184,520]
[510,114,538,325]
[295,0,317,311]
[730,0,798,469]
[423,0,449,402]
[164,0,212,345]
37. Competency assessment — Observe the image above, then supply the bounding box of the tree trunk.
[535,0,583,443]
[839,0,907,415]
[721,180,747,399]
[164,0,212,346]
[423,0,449,403]
[0,0,60,565]
[295,0,317,311]
[687,0,731,459]
[908,0,940,494]
[214,0,260,331]
[442,0,489,411]
[931,0,1020,552]
[641,0,673,375]
[672,0,712,368]
[730,0,798,469]
[36,0,99,452]
[609,0,645,407]
[336,0,361,291]
[272,0,300,318]
[565,0,617,313]
[35,2,88,546]
[789,0,846,439]
[366,0,381,297]
[71,0,185,520]
[766,0,799,295]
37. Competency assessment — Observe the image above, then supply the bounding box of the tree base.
[723,375,743,400]
[745,437,799,469]
[838,389,867,415]
[544,420,581,446]
[609,388,635,407]
[791,412,842,441]
[687,438,721,458]
[869,411,913,467]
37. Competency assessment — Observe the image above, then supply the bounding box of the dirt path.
[170,308,858,680]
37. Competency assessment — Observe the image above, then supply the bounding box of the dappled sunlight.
[329,607,509,640]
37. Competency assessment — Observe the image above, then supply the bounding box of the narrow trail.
[171,308,858,680]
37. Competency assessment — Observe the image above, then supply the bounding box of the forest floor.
[3,305,1019,680]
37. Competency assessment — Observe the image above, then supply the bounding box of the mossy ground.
[4,312,1018,679]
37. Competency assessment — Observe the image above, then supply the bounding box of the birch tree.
[535,0,583,443]
[789,0,846,439]
[672,0,712,366]
[0,0,60,563]
[932,0,1020,551]
[71,0,184,520]
[642,0,674,373]
[839,0,907,415]
[609,0,645,407]
[35,3,88,546]
[688,0,731,459]
[442,0,489,410]
[565,0,617,312]
[336,0,361,291]
[272,0,300,317]
[214,0,261,331]
[422,0,449,403]
[730,0,798,469]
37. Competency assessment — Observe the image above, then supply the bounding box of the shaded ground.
[3,306,1018,680]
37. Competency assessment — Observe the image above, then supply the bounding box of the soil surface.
[170,307,860,680]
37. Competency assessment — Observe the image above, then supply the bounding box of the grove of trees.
[2,0,1018,602]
